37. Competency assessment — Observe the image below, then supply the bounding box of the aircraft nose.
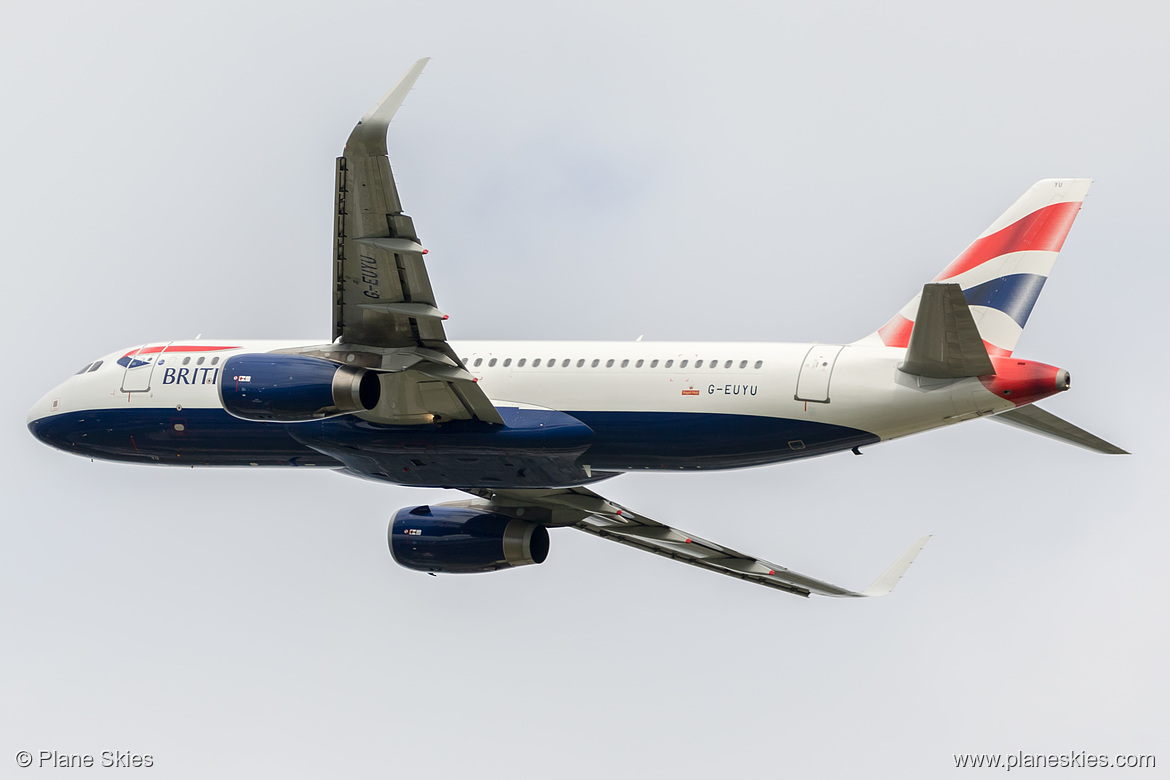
[27,390,57,426]
[27,383,71,451]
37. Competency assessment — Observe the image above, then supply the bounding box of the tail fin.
[858,179,1092,356]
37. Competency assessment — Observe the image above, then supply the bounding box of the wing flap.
[340,236,446,347]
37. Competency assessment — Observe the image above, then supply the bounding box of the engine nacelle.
[389,505,550,574]
[219,353,381,422]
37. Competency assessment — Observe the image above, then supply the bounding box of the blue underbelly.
[29,407,878,482]
[567,410,877,469]
[27,408,337,467]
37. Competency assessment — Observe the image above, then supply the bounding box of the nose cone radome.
[27,381,73,451]
[27,388,58,427]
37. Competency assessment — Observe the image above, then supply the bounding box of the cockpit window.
[87,361,103,372]
[75,363,93,375]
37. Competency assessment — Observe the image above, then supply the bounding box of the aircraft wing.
[464,487,930,597]
[321,58,502,425]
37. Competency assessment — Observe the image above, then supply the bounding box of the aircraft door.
[795,345,845,403]
[120,342,172,393]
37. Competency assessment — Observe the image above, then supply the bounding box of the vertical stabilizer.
[858,179,1092,356]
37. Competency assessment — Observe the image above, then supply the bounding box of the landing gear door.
[795,345,845,403]
[119,342,172,393]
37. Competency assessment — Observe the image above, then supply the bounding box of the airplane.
[26,59,1127,598]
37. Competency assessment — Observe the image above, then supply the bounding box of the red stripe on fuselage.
[121,345,240,359]
[933,201,1081,282]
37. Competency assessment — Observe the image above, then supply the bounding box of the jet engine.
[389,505,550,573]
[219,353,381,422]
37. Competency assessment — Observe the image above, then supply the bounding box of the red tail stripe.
[878,314,1014,356]
[983,340,1012,358]
[933,201,1081,282]
[878,314,914,348]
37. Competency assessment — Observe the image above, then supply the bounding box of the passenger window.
[503,358,512,367]
[197,357,205,365]
[754,360,763,369]
[591,359,600,368]
[665,360,673,368]
[725,360,733,369]
[182,357,191,365]
[680,360,688,368]
[88,361,103,372]
[211,357,220,365]
[548,359,555,367]
[474,358,483,367]
[489,358,498,367]
[577,359,585,367]
[561,359,570,367]
[739,360,747,369]
[620,359,629,368]
[606,359,614,368]
[635,359,644,368]
[651,359,659,368]
[518,358,527,367]
[695,360,704,368]
[533,359,541,367]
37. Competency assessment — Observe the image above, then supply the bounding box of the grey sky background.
[2,1,1165,777]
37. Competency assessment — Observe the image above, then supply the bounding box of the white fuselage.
[29,338,1024,478]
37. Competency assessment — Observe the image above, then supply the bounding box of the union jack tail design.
[859,179,1092,356]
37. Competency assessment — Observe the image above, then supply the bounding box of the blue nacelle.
[389,505,550,574]
[219,354,381,422]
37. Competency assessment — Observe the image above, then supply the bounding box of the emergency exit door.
[120,342,172,393]
[795,345,845,403]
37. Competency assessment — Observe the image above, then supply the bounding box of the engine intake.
[219,353,381,422]
[389,505,550,574]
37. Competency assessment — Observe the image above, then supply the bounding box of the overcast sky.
[2,1,1165,777]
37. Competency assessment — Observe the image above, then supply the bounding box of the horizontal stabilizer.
[900,283,995,378]
[989,404,1129,454]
